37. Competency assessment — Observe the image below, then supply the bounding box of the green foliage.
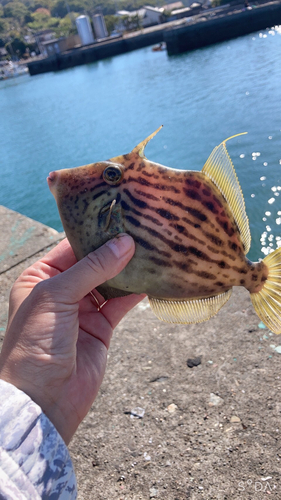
[3,1,28,20]
[0,0,167,58]
[121,13,141,31]
[0,18,7,32]
[27,10,59,29]
[51,0,87,18]
[55,13,78,37]
[5,34,26,55]
[104,14,119,35]
[33,0,54,11]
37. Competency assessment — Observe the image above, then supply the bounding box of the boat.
[152,42,166,52]
[0,62,29,80]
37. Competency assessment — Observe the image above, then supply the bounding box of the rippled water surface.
[1,26,281,261]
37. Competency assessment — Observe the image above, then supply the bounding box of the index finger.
[41,238,77,272]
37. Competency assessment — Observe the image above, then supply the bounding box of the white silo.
[92,14,108,40]
[76,15,95,45]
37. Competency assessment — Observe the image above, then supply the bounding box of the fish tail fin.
[250,247,281,334]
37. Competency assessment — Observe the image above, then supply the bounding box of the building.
[169,3,202,20]
[163,2,184,11]
[42,35,81,56]
[34,30,56,56]
[92,14,108,40]
[116,6,164,29]
[75,15,95,45]
[143,6,164,26]
[0,47,8,61]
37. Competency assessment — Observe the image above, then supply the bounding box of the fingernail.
[106,234,134,258]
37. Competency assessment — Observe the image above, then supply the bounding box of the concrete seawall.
[164,0,281,54]
[0,205,280,497]
[28,27,165,76]
[27,1,281,76]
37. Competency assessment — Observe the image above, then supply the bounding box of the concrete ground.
[0,206,280,499]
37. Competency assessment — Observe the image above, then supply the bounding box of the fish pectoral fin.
[132,126,163,158]
[148,289,232,324]
[202,134,251,255]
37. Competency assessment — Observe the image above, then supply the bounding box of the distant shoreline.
[27,1,281,76]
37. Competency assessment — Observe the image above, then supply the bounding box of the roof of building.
[34,29,56,36]
[144,5,164,13]
[42,38,61,46]
[163,2,184,11]
[117,8,146,18]
[171,6,191,14]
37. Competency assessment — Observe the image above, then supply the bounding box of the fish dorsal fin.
[148,289,232,324]
[132,125,163,158]
[202,134,251,255]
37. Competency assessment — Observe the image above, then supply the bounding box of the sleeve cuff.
[0,379,77,499]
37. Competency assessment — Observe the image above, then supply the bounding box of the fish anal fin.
[202,134,251,255]
[250,247,281,334]
[148,289,232,324]
[132,126,163,158]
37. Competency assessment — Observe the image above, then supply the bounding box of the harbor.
[27,0,281,75]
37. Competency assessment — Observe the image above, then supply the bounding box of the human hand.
[0,234,144,444]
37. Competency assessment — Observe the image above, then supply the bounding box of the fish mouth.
[47,171,57,192]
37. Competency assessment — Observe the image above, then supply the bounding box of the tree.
[5,34,26,55]
[104,14,119,35]
[27,10,59,30]
[56,13,77,37]
[121,13,141,32]
[3,1,28,20]
[0,18,7,33]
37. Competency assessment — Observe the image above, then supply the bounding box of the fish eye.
[103,165,123,185]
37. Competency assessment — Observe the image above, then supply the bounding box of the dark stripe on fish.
[90,181,107,192]
[185,178,201,189]
[193,270,216,280]
[203,231,224,247]
[149,256,172,267]
[125,215,141,227]
[123,188,147,209]
[127,176,181,193]
[142,171,160,179]
[92,190,107,201]
[216,217,236,237]
[156,208,180,221]
[203,201,219,214]
[169,223,206,246]
[183,188,202,202]
[188,246,212,262]
[121,199,163,226]
[134,189,159,201]
[163,197,208,222]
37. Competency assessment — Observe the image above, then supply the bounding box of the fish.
[47,127,281,333]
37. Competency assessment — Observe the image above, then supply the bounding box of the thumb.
[49,234,135,303]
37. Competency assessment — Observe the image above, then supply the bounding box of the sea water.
[0,26,280,262]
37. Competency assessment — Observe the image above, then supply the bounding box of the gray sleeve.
[0,379,77,499]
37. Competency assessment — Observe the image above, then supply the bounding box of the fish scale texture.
[0,379,77,499]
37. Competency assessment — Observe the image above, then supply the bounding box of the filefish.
[48,127,281,333]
